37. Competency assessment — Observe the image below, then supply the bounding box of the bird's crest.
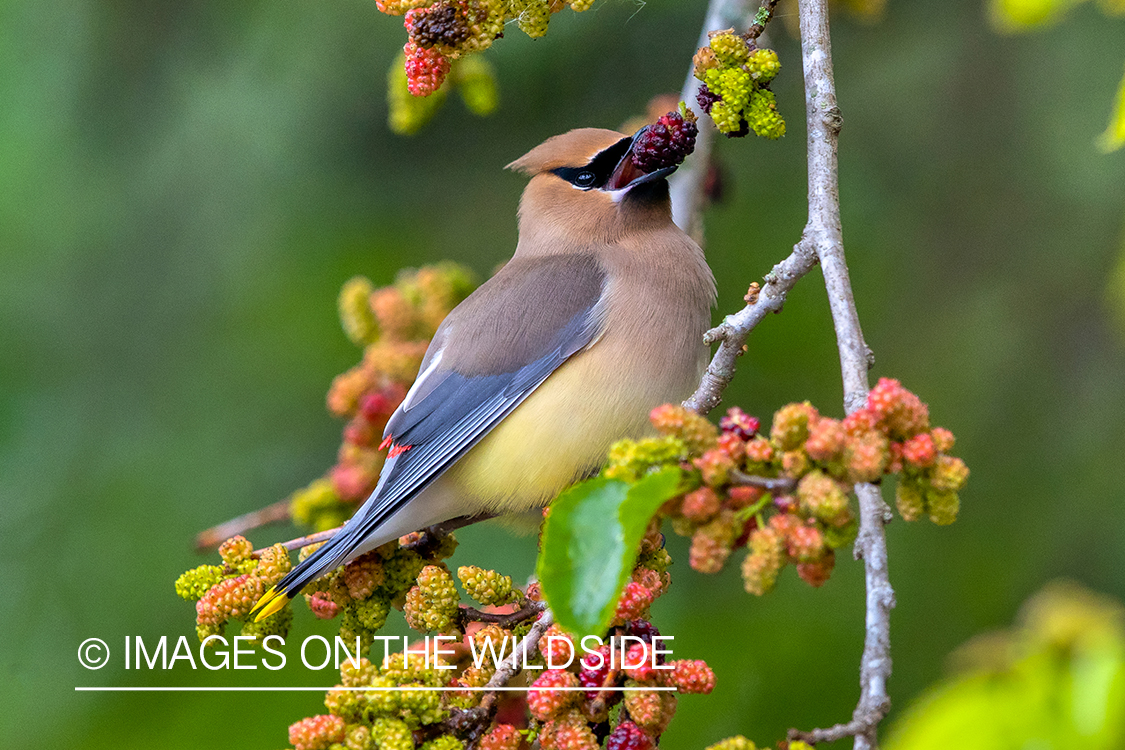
[506,128,627,175]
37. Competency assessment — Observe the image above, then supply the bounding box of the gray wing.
[268,253,608,596]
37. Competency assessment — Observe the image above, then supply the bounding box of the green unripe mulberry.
[746,48,781,82]
[926,489,960,525]
[709,32,751,64]
[747,89,786,139]
[457,566,515,606]
[604,435,686,482]
[422,736,465,750]
[895,479,925,521]
[175,565,226,601]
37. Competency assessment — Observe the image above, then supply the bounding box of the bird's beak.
[602,128,678,192]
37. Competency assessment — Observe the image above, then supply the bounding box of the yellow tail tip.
[252,587,290,622]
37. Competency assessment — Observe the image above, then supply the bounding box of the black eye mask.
[550,136,634,190]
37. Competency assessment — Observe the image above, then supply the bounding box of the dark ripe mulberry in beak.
[603,128,678,192]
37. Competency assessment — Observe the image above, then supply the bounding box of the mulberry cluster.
[705,739,813,750]
[275,538,714,750]
[173,564,224,601]
[510,0,551,38]
[288,264,476,530]
[605,721,654,750]
[458,565,517,606]
[187,513,708,750]
[630,109,699,173]
[289,650,458,750]
[176,537,294,644]
[388,50,450,135]
[478,725,522,750]
[521,528,712,749]
[602,401,723,485]
[299,537,465,649]
[181,503,464,650]
[538,623,576,667]
[405,564,461,632]
[858,377,969,525]
[634,378,967,596]
[404,40,454,97]
[387,0,602,103]
[288,714,346,750]
[406,3,474,49]
[693,30,785,138]
[394,0,505,102]
[603,435,691,484]
[528,669,580,720]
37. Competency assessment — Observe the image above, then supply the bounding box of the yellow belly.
[445,341,693,513]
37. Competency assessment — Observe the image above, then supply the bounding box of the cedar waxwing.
[252,127,716,620]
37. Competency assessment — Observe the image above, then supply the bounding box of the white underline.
[75,686,678,692]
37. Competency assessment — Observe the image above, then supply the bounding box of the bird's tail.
[249,530,356,622]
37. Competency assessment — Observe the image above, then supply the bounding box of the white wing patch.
[400,348,445,413]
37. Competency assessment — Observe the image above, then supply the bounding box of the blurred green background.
[2,0,1124,747]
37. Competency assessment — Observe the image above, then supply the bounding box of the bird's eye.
[573,170,596,188]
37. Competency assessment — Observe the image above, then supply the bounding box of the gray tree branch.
[682,240,819,415]
[673,0,896,744]
[791,0,894,745]
[676,0,823,417]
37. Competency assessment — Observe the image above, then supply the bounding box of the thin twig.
[743,0,780,43]
[249,514,500,558]
[786,0,895,745]
[729,469,797,494]
[438,608,554,743]
[401,513,499,556]
[252,527,339,556]
[195,499,292,551]
[673,0,817,417]
[682,240,819,415]
[845,485,895,748]
[459,602,545,629]
[789,717,880,746]
[484,607,553,692]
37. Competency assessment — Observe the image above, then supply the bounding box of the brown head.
[506,128,682,253]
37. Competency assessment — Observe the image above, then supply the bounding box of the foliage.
[1101,62,1125,153]
[4,0,1124,745]
[989,0,1124,33]
[990,0,1125,151]
[886,581,1125,750]
[538,468,684,635]
[174,261,969,748]
[175,269,729,749]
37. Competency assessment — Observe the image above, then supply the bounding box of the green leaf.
[537,466,683,636]
[1097,63,1125,153]
[988,0,1084,33]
